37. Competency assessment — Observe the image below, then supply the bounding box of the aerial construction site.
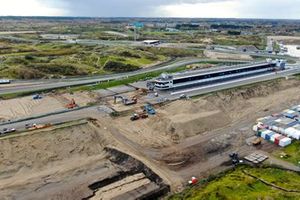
[1,17,300,199]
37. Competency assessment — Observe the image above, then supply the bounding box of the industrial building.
[154,59,286,90]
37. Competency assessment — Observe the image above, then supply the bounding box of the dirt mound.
[149,100,232,139]
[206,79,300,121]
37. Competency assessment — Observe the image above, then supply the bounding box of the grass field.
[0,38,206,79]
[169,166,300,200]
[273,141,300,166]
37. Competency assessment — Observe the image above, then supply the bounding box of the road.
[0,58,247,95]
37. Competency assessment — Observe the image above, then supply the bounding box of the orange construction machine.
[66,99,78,109]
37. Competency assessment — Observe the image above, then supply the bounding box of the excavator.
[114,95,137,106]
[66,99,78,109]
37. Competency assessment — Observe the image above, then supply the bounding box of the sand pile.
[149,100,231,139]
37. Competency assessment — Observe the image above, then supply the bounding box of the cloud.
[1,0,300,19]
[44,0,234,17]
[0,0,67,16]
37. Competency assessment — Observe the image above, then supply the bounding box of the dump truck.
[130,112,148,121]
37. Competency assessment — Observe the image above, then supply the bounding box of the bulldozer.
[66,99,78,109]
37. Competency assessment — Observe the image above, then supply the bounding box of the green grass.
[71,66,186,92]
[169,166,300,200]
[0,42,173,79]
[273,141,300,166]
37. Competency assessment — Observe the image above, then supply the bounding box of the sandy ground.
[2,77,300,198]
[114,99,231,148]
[204,50,253,60]
[111,78,300,181]
[0,91,96,121]
[268,36,300,45]
[285,45,300,57]
[0,31,39,35]
[0,121,116,200]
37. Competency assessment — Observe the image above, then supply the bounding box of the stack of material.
[244,153,268,164]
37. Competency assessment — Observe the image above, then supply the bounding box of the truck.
[130,112,149,121]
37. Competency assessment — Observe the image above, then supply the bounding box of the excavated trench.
[84,147,170,200]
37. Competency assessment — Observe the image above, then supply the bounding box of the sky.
[0,0,300,19]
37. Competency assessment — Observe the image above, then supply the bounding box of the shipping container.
[275,136,285,145]
[265,132,275,141]
[279,137,292,147]
[271,133,281,143]
[261,130,273,139]
[285,127,300,140]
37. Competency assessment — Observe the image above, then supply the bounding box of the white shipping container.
[279,137,292,147]
[285,127,300,140]
[270,126,285,135]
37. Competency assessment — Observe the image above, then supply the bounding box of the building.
[154,59,286,90]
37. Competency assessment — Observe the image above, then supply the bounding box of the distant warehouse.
[143,40,160,45]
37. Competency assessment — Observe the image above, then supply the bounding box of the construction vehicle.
[66,99,78,109]
[32,94,43,100]
[138,88,149,95]
[114,95,137,106]
[146,82,155,91]
[252,137,263,146]
[25,123,37,129]
[229,153,240,165]
[130,112,148,121]
[144,104,156,115]
[27,123,52,130]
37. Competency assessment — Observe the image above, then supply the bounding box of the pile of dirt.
[206,78,300,121]
[150,100,232,139]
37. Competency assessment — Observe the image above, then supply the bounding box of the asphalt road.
[0,58,246,95]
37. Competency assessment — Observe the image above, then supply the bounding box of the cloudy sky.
[0,0,300,19]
